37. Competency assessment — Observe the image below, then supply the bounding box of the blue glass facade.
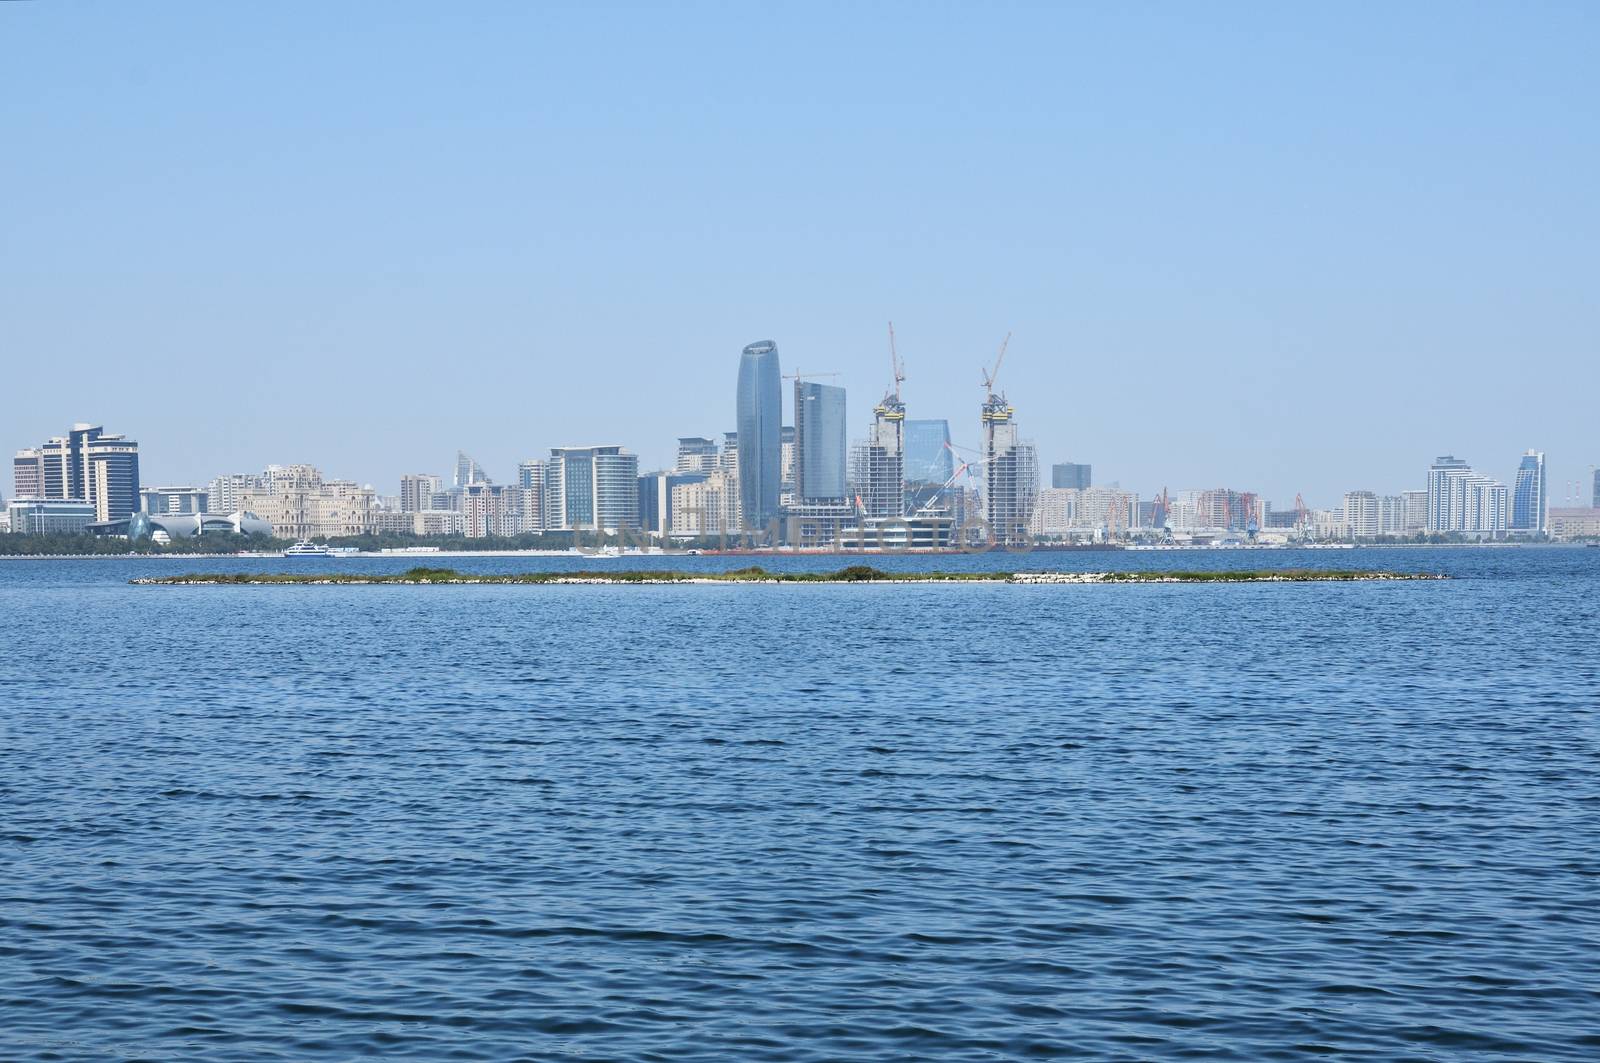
[736,341,782,530]
[795,381,847,500]
[1510,450,1546,533]
[904,419,953,484]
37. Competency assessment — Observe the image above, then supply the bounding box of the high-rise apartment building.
[675,438,720,475]
[543,446,639,531]
[400,473,442,514]
[736,341,782,531]
[1427,455,1508,536]
[1051,463,1092,490]
[1510,449,1547,535]
[207,474,259,515]
[1343,491,1379,538]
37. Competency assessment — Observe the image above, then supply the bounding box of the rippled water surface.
[3,548,1598,1060]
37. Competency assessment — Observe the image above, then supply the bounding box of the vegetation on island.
[0,531,288,556]
[133,565,1444,586]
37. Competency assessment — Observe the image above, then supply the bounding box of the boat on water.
[282,539,333,557]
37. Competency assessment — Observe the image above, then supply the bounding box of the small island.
[132,565,1445,586]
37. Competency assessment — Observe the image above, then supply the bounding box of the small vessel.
[283,539,333,557]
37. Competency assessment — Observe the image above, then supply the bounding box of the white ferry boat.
[282,539,333,557]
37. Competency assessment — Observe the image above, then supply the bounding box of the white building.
[1427,455,1508,537]
[1343,491,1379,538]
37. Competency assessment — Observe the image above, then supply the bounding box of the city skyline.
[3,4,1596,504]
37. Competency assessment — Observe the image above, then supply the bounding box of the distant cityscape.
[5,338,1599,547]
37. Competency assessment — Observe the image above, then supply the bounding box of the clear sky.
[3,1,1596,506]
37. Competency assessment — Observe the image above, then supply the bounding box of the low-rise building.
[7,498,97,535]
[1549,508,1600,540]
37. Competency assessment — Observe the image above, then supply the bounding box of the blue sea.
[2,547,1597,1061]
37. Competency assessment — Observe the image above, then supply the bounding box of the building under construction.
[853,354,906,519]
[981,337,1039,544]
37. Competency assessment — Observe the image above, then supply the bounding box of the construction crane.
[982,332,1012,397]
[1294,493,1310,536]
[887,322,906,401]
[783,370,840,383]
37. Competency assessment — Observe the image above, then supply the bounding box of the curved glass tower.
[736,340,782,531]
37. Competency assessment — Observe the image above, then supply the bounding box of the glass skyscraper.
[736,341,782,531]
[794,380,847,501]
[903,419,953,484]
[1510,449,1547,534]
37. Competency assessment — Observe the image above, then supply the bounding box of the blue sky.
[3,1,1596,505]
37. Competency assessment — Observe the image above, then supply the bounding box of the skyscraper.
[735,340,782,531]
[1052,462,1092,490]
[853,386,905,518]
[454,451,488,488]
[1594,468,1600,509]
[1427,455,1508,536]
[1510,449,1547,534]
[903,420,953,485]
[543,446,639,531]
[982,392,1038,545]
[30,424,141,523]
[794,380,848,502]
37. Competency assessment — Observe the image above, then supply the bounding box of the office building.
[639,471,707,537]
[794,380,848,502]
[1510,449,1547,535]
[904,420,954,486]
[6,498,96,535]
[1594,469,1600,509]
[25,424,141,523]
[736,340,782,531]
[1051,462,1092,490]
[1427,455,1508,536]
[12,448,44,498]
[141,486,209,515]
[543,446,639,531]
[241,465,375,539]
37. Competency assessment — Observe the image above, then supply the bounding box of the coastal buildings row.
[5,354,1591,543]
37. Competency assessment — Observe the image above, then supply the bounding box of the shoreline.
[133,567,1447,587]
